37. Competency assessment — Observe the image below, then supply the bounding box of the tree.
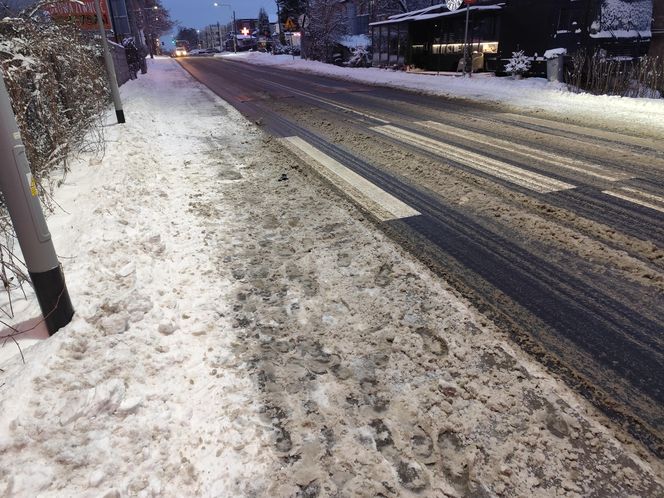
[145,0,175,38]
[258,7,270,36]
[302,0,346,62]
[176,27,199,49]
[371,0,433,20]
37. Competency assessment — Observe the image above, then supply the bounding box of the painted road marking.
[603,187,664,214]
[259,79,390,124]
[282,136,420,221]
[418,120,630,182]
[373,125,576,194]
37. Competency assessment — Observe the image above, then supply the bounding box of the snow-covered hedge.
[0,17,110,190]
[567,49,663,98]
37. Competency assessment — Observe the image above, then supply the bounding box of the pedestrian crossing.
[417,120,631,182]
[372,124,577,193]
[281,136,420,221]
[602,187,664,214]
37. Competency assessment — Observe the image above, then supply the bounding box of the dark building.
[652,0,664,58]
[370,0,653,73]
[371,2,502,71]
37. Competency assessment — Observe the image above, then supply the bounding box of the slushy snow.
[0,57,662,497]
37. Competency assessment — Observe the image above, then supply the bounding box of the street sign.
[284,18,297,32]
[46,0,112,31]
[446,0,463,11]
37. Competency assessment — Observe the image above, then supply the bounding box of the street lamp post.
[462,1,471,77]
[213,2,237,53]
[94,0,124,123]
[0,75,74,335]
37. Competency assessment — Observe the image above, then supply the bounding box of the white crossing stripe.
[282,136,420,221]
[372,125,576,193]
[418,120,629,182]
[260,79,390,124]
[602,187,664,213]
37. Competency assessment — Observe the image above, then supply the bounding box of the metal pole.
[0,75,74,335]
[463,3,471,77]
[217,21,222,51]
[94,0,125,123]
[233,10,238,53]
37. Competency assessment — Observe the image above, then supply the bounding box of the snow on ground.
[0,57,662,497]
[0,59,274,497]
[219,51,664,138]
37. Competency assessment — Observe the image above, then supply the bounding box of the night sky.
[160,0,278,30]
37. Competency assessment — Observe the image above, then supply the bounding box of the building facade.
[370,0,653,73]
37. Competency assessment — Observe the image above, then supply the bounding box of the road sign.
[46,0,112,31]
[446,0,463,11]
[284,18,297,32]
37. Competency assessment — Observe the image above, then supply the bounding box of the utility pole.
[232,10,238,53]
[0,75,74,335]
[94,0,125,123]
[214,4,237,53]
[462,2,471,77]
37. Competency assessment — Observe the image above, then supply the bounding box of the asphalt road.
[178,56,664,456]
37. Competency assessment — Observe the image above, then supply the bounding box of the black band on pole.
[116,109,125,124]
[29,266,75,336]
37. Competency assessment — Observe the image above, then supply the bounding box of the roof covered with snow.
[590,0,652,38]
[370,4,503,27]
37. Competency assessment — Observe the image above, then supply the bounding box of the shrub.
[504,50,531,76]
[566,49,663,98]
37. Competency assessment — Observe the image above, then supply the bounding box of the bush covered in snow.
[0,14,110,317]
[346,46,371,67]
[0,17,109,191]
[504,50,531,76]
[567,49,663,98]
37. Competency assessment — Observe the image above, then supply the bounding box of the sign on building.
[46,0,112,31]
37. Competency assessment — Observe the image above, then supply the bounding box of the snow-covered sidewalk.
[0,58,662,497]
[220,51,664,138]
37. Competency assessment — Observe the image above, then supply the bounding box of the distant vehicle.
[174,40,189,57]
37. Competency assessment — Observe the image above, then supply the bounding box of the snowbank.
[0,58,273,497]
[220,51,664,138]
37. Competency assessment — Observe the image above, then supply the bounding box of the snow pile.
[221,51,664,138]
[337,34,371,49]
[0,59,273,497]
[543,47,567,59]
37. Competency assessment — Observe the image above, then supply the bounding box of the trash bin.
[547,54,564,82]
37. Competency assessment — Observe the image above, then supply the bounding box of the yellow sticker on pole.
[27,173,38,197]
